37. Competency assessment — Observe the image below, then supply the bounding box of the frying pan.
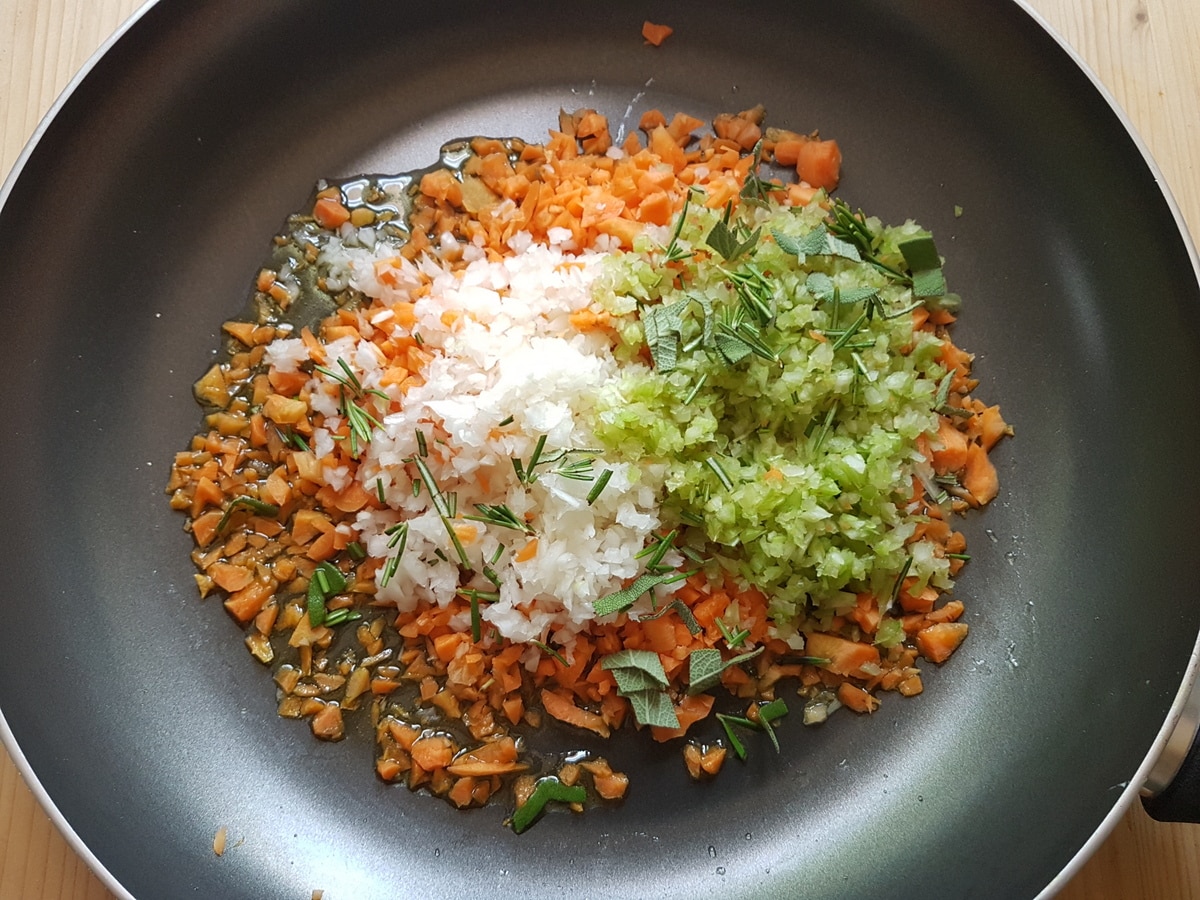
[2,2,1199,898]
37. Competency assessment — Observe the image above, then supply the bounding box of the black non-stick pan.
[3,2,1199,898]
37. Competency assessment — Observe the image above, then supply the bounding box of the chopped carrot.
[926,600,966,625]
[978,404,1011,451]
[641,615,678,654]
[445,758,528,777]
[795,139,842,192]
[962,443,999,504]
[447,776,477,808]
[915,622,969,663]
[846,593,881,635]
[410,735,457,771]
[189,476,224,518]
[803,632,880,677]
[898,581,938,615]
[650,693,715,742]
[638,109,667,133]
[541,688,611,738]
[223,580,276,623]
[691,591,730,631]
[837,682,880,714]
[310,702,345,740]
[931,417,969,473]
[312,196,351,230]
[222,320,258,346]
[666,111,704,145]
[209,561,254,593]
[641,21,673,46]
[771,138,809,167]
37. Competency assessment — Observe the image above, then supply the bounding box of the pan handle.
[1142,676,1200,822]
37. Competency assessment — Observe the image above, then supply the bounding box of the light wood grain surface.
[2,1,1200,898]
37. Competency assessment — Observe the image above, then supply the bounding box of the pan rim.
[0,2,158,898]
[1004,0,1200,894]
[2,2,1199,898]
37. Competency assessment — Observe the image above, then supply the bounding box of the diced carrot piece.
[700,745,726,776]
[650,693,715,742]
[267,368,309,397]
[846,593,881,635]
[541,689,610,738]
[376,758,406,781]
[332,479,373,513]
[310,702,345,740]
[433,632,466,664]
[837,682,880,714]
[600,690,627,731]
[313,196,351,229]
[666,112,704,145]
[925,600,966,626]
[371,678,401,695]
[575,111,610,148]
[209,561,254,593]
[962,443,999,505]
[641,21,673,46]
[410,735,456,771]
[803,632,881,677]
[306,530,338,562]
[447,776,477,808]
[641,616,678,654]
[253,603,278,636]
[796,139,842,192]
[501,695,525,726]
[899,581,938,614]
[939,339,972,379]
[190,510,223,548]
[388,720,422,750]
[262,393,307,426]
[452,522,478,545]
[223,580,275,623]
[635,190,674,226]
[515,538,539,562]
[979,405,1010,451]
[593,769,630,800]
[772,138,809,166]
[639,109,667,133]
[691,592,730,631]
[445,758,528,777]
[189,476,224,518]
[916,622,969,663]
[286,509,321,547]
[931,417,969,473]
[594,215,642,248]
[222,320,258,346]
[648,125,687,172]
[419,169,463,207]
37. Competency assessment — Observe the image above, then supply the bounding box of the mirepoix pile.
[166,105,1010,832]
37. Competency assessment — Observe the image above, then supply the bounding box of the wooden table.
[2,1,1199,897]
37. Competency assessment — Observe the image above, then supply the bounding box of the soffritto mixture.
[166,106,1009,831]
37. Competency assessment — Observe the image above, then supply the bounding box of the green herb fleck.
[215,495,279,533]
[593,570,692,617]
[465,503,534,534]
[687,646,764,695]
[510,777,587,834]
[586,468,613,506]
[306,561,347,626]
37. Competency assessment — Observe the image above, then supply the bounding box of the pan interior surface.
[1,2,1198,898]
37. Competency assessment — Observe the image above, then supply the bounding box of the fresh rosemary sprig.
[465,503,534,534]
